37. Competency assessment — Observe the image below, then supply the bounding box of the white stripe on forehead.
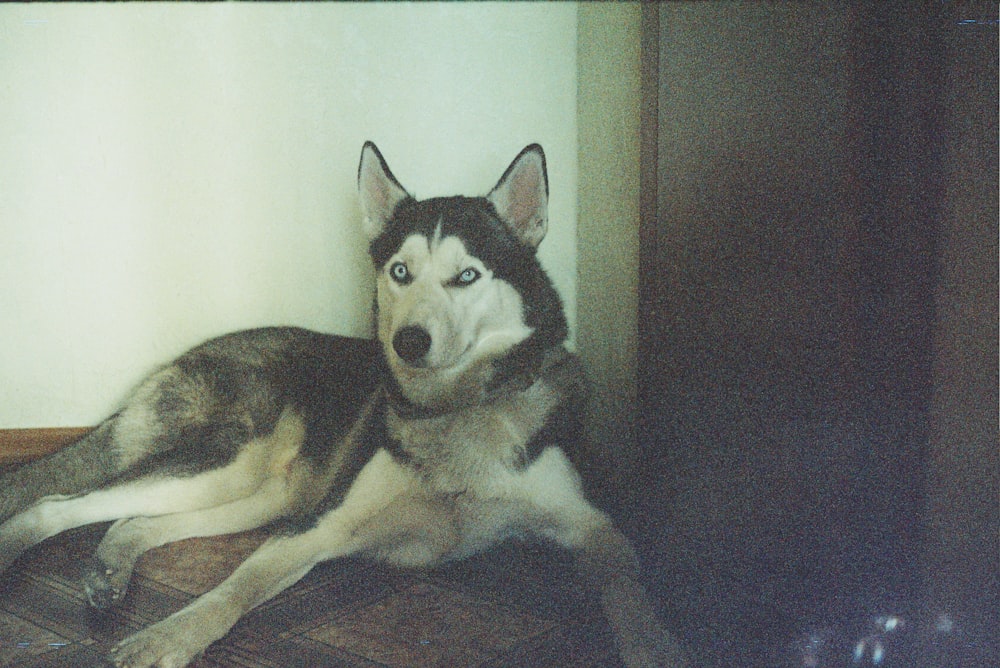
[432,220,443,248]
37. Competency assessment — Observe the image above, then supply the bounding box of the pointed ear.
[486,144,549,248]
[358,141,411,241]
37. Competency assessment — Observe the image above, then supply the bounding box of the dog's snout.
[392,326,432,365]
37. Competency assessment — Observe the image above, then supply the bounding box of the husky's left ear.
[358,141,412,241]
[487,144,548,249]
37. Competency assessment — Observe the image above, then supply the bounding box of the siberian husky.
[0,143,688,667]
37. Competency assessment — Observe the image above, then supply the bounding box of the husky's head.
[358,142,567,411]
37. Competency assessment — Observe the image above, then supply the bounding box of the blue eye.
[389,262,410,284]
[455,267,481,286]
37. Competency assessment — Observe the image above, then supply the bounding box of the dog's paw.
[108,621,205,668]
[83,558,133,610]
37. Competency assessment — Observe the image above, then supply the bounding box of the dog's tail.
[0,419,122,524]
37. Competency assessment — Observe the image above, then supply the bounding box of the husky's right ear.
[358,141,411,241]
[487,144,549,249]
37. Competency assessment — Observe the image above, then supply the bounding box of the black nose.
[392,326,432,364]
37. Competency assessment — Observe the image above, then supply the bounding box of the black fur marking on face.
[368,195,568,393]
[368,196,529,272]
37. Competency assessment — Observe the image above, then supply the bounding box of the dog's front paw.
[108,618,206,668]
[83,558,134,610]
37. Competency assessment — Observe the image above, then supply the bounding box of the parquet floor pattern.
[0,524,619,667]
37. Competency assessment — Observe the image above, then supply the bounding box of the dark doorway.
[635,4,997,666]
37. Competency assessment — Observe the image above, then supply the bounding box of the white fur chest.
[385,380,560,496]
[382,381,586,557]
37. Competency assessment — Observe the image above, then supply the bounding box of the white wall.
[0,4,578,427]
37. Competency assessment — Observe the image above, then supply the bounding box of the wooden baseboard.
[0,427,93,464]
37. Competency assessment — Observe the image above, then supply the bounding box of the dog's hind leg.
[0,420,122,525]
[83,476,299,609]
[0,352,277,529]
[0,418,135,576]
[0,441,272,576]
[0,363,193,526]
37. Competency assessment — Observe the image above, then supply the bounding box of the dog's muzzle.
[392,325,432,366]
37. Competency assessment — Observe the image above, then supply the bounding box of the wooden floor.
[0,523,622,668]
